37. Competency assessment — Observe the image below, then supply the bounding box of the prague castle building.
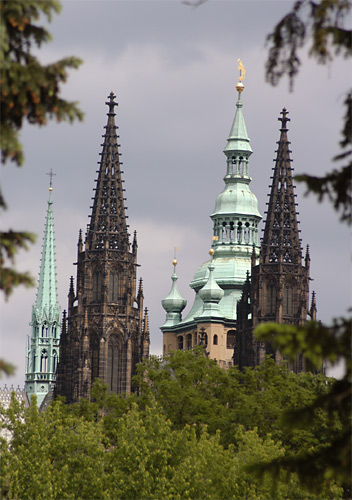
[161,73,315,371]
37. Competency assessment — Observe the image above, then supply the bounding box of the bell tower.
[56,93,149,402]
[161,63,261,367]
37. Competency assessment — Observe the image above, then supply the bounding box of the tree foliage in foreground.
[250,1,352,495]
[0,0,83,299]
[0,355,344,499]
[265,0,351,223]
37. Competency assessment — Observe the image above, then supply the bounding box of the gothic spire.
[34,177,60,319]
[261,109,302,265]
[26,177,61,407]
[85,91,129,252]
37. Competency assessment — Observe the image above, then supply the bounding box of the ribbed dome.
[212,180,261,218]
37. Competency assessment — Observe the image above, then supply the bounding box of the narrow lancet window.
[107,337,119,392]
[93,272,103,301]
[283,285,293,315]
[40,350,48,372]
[267,284,276,314]
[177,336,184,350]
[109,272,118,302]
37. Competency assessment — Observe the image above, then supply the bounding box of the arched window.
[229,222,235,244]
[222,222,227,243]
[213,334,218,345]
[93,272,102,301]
[42,322,48,337]
[177,336,184,350]
[238,156,244,175]
[186,334,192,350]
[107,336,119,392]
[109,271,118,302]
[244,222,250,244]
[40,350,48,372]
[266,284,276,314]
[52,322,57,338]
[283,285,293,315]
[237,222,242,244]
[91,338,100,382]
[52,350,58,373]
[227,330,236,349]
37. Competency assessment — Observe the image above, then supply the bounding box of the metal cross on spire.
[106,91,118,115]
[46,169,56,190]
[278,108,291,130]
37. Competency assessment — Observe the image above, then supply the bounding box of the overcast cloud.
[1,0,350,388]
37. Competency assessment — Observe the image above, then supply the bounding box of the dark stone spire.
[85,91,129,252]
[236,109,312,373]
[56,93,149,403]
[261,108,302,265]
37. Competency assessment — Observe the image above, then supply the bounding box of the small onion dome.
[161,260,187,314]
[198,251,224,305]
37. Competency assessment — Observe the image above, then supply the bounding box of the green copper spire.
[181,66,262,324]
[25,174,61,408]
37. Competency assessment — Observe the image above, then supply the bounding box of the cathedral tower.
[236,109,316,371]
[56,93,149,402]
[25,174,61,407]
[161,68,261,367]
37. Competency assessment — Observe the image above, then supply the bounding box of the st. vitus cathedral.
[27,70,317,406]
[55,93,150,403]
[161,71,316,373]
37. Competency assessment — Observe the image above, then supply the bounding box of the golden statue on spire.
[236,58,245,93]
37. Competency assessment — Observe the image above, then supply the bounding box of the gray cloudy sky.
[1,0,350,388]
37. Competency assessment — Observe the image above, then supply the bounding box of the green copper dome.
[212,179,261,218]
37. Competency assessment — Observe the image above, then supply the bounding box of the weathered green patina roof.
[161,260,187,328]
[176,80,262,326]
[34,187,60,321]
[224,91,252,155]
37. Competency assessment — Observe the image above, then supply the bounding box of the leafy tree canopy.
[0,377,343,500]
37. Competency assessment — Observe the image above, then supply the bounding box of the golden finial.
[173,247,178,267]
[209,248,215,256]
[236,58,245,93]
